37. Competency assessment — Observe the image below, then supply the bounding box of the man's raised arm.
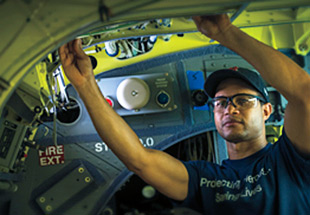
[58,39,189,201]
[193,14,310,155]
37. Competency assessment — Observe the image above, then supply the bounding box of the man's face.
[213,78,268,143]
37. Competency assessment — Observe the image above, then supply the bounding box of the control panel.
[0,117,27,172]
[96,72,177,116]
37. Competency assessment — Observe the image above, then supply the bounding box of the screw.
[46,205,53,212]
[101,207,114,215]
[39,197,45,203]
[78,167,84,173]
[131,90,138,96]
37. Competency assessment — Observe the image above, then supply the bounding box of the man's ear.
[262,102,273,121]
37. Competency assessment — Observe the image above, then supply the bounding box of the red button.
[105,97,114,107]
[229,66,239,71]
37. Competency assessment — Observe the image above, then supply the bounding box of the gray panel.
[35,164,94,214]
[96,72,177,116]
[72,142,125,179]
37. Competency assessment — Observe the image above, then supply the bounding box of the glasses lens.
[212,98,227,110]
[211,94,260,111]
[233,95,258,109]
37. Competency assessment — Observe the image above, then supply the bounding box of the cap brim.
[204,69,254,98]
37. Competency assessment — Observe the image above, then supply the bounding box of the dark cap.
[204,67,269,102]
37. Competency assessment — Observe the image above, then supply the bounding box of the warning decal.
[39,145,65,166]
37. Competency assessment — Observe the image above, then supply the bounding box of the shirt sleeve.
[171,160,203,212]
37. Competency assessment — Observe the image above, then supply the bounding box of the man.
[59,14,310,214]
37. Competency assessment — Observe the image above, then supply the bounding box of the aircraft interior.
[0,0,310,214]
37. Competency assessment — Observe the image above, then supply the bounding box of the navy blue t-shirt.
[180,130,310,214]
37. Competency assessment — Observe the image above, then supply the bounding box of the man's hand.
[192,14,232,40]
[58,39,94,88]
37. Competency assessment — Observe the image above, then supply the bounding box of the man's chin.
[220,132,246,143]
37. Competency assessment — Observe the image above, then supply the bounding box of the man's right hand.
[58,39,95,89]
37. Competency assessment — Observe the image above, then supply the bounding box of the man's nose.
[224,101,239,114]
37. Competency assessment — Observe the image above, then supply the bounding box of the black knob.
[192,90,208,106]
